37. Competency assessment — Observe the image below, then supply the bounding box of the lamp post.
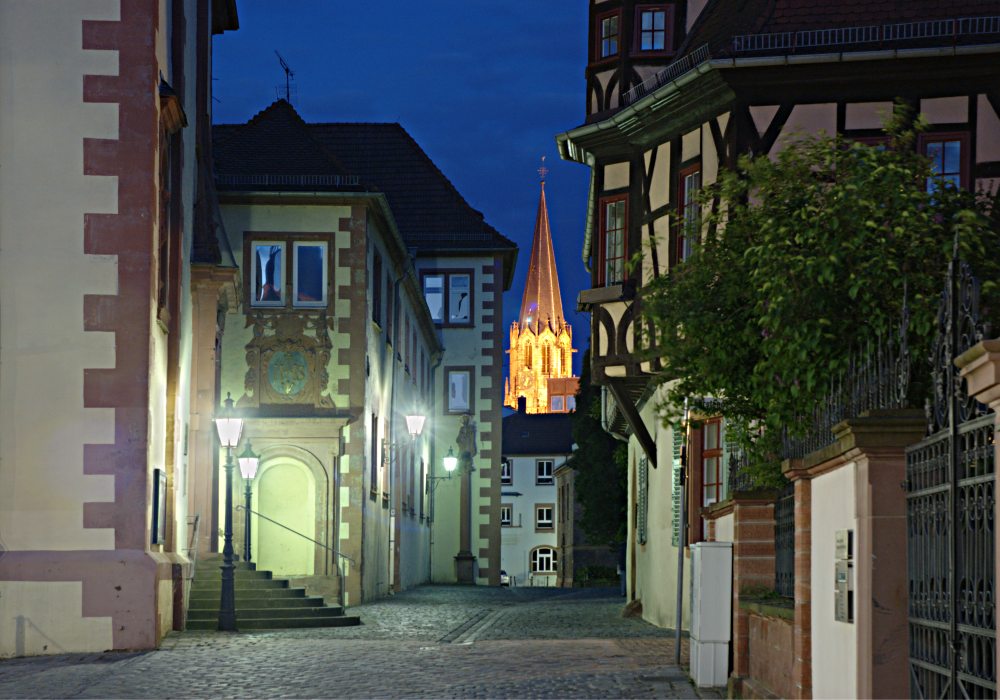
[237,441,260,565]
[429,447,458,492]
[214,392,244,632]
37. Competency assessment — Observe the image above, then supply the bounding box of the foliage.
[640,104,1000,483]
[567,348,628,545]
[575,565,619,587]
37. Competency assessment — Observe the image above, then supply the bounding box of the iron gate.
[906,252,996,699]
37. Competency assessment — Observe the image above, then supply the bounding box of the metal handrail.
[183,514,201,615]
[236,505,356,567]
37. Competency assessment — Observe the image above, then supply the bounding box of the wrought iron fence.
[781,318,911,460]
[621,44,711,107]
[774,483,796,598]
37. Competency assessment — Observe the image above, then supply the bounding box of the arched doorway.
[255,458,316,576]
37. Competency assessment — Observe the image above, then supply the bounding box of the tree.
[567,348,628,545]
[641,107,999,482]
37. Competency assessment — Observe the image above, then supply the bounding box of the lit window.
[422,270,474,326]
[531,546,557,572]
[702,418,722,507]
[536,460,554,485]
[600,14,620,58]
[551,395,565,412]
[447,369,471,413]
[293,242,327,306]
[566,395,577,412]
[535,505,554,530]
[601,197,627,285]
[501,504,513,527]
[678,166,701,262]
[639,9,666,50]
[501,460,512,485]
[541,344,551,374]
[252,242,285,306]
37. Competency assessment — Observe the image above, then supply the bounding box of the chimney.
[517,396,527,414]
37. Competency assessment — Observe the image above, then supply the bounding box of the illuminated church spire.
[505,160,578,414]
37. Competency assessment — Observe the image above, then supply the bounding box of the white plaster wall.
[604,162,629,190]
[920,96,968,125]
[0,581,112,657]
[631,389,690,631]
[811,464,858,699]
[977,95,1000,163]
[845,102,893,131]
[774,103,837,153]
[0,0,120,552]
[499,454,560,585]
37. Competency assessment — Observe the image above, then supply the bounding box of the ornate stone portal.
[240,312,336,410]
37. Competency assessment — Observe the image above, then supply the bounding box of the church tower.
[505,167,578,414]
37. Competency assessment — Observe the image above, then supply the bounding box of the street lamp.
[214,392,243,632]
[237,441,260,565]
[405,414,426,439]
[429,447,459,493]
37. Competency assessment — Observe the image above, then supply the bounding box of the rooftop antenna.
[275,50,295,103]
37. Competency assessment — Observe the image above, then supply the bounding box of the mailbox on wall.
[834,529,854,623]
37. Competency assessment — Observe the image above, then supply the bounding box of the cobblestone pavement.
[0,586,722,699]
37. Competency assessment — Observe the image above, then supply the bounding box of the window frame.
[244,233,334,311]
[677,163,702,264]
[501,459,512,485]
[445,366,474,414]
[919,131,970,192]
[420,269,475,328]
[595,9,622,61]
[531,546,557,573]
[535,504,554,531]
[633,4,675,56]
[536,459,554,485]
[598,194,628,287]
[292,240,329,308]
[550,395,565,412]
[701,417,723,508]
[500,503,513,527]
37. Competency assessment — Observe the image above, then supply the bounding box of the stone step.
[192,568,272,580]
[190,578,291,592]
[189,586,309,602]
[185,614,361,631]
[188,595,326,611]
[188,605,346,621]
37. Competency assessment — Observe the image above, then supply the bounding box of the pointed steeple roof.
[519,180,564,332]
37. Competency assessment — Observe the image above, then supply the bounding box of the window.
[372,250,383,324]
[446,368,472,413]
[535,505,554,530]
[598,12,620,58]
[702,417,722,507]
[678,165,701,262]
[566,395,577,412]
[251,242,286,306]
[637,455,649,544]
[536,459,554,485]
[501,504,513,527]
[921,133,969,192]
[636,7,669,51]
[600,196,627,285]
[531,546,557,573]
[501,459,512,485]
[293,242,328,307]
[551,395,565,412]
[541,344,551,374]
[248,236,331,309]
[422,270,473,326]
[370,412,378,499]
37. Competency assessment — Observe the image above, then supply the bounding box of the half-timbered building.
[558,0,1000,657]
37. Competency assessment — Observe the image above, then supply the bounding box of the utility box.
[834,529,854,623]
[690,541,733,688]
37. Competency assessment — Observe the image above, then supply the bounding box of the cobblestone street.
[0,586,719,699]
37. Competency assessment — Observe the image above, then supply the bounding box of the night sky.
[212,3,593,376]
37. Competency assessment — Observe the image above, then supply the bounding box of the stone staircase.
[187,557,360,630]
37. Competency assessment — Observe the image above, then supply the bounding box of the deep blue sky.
[212,3,592,376]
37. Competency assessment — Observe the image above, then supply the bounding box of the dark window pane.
[254,244,283,303]
[295,244,324,303]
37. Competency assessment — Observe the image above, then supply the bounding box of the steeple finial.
[537,156,548,184]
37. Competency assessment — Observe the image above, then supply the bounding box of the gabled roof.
[213,101,517,284]
[501,411,574,456]
[308,122,516,256]
[214,100,356,190]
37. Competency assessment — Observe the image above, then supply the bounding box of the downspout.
[581,153,597,274]
[428,351,443,581]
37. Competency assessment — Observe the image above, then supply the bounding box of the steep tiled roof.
[502,411,574,456]
[213,100,353,186]
[309,123,515,252]
[212,101,515,255]
[679,0,1000,57]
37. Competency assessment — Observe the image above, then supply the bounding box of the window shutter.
[637,456,648,545]
[671,426,683,547]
